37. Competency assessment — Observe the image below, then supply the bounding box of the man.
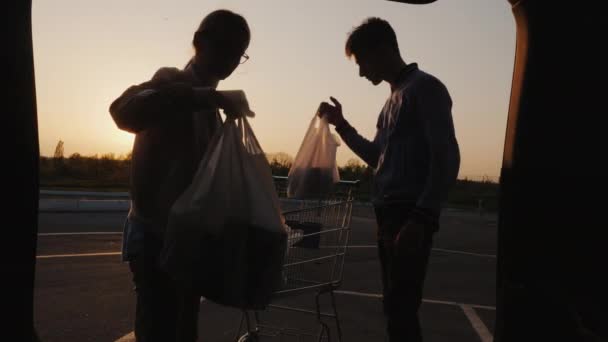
[318,17,460,341]
[109,9,250,342]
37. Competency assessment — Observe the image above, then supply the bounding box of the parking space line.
[432,248,496,258]
[37,252,121,259]
[114,331,134,342]
[36,245,496,261]
[460,304,493,342]
[37,235,496,258]
[340,245,497,258]
[114,292,493,342]
[334,290,495,311]
[334,289,382,299]
[39,232,121,236]
[115,299,206,342]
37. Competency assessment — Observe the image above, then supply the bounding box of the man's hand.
[213,90,244,119]
[318,96,346,127]
[193,88,243,119]
[394,221,426,254]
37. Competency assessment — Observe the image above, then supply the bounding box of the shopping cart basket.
[236,176,359,342]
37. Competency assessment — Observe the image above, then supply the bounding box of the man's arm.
[318,97,382,168]
[335,120,382,168]
[109,68,219,134]
[415,78,461,218]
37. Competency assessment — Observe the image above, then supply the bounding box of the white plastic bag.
[161,117,287,310]
[287,114,340,198]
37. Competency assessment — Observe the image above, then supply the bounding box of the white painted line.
[114,289,494,342]
[35,235,497,258]
[432,248,496,259]
[424,298,469,307]
[114,331,134,342]
[334,290,495,311]
[460,304,493,342]
[37,252,121,259]
[35,239,495,260]
[464,303,496,311]
[115,299,206,341]
[38,232,122,236]
[329,245,497,258]
[334,290,382,299]
[41,190,129,197]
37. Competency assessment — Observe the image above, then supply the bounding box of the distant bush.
[40,152,498,211]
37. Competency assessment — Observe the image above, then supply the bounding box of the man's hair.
[194,9,250,51]
[345,17,399,59]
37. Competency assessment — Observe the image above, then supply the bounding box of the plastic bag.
[287,114,340,198]
[161,117,287,310]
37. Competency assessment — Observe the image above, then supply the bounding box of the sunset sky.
[33,0,515,180]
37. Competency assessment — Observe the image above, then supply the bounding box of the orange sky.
[33,0,514,181]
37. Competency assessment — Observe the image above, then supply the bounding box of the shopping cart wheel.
[237,331,259,342]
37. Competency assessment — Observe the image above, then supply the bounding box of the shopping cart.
[236,176,359,342]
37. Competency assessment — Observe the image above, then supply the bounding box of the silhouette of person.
[318,17,460,342]
[109,9,250,342]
